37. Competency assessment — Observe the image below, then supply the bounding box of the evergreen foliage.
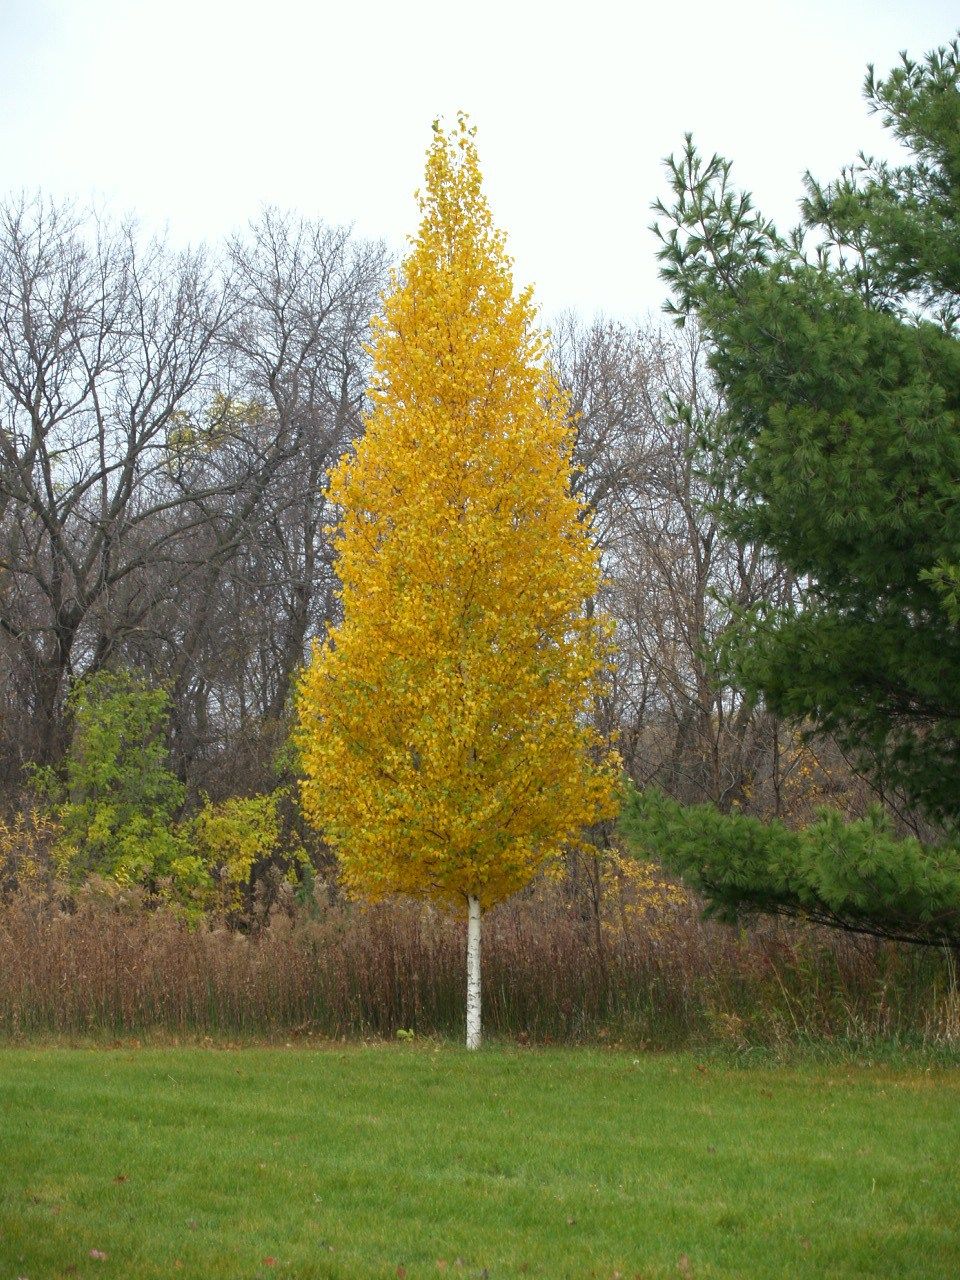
[646,35,960,940]
[655,37,960,826]
[621,786,960,948]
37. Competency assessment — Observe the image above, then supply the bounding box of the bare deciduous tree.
[0,198,387,793]
[556,315,794,815]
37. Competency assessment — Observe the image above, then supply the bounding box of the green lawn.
[0,1046,957,1279]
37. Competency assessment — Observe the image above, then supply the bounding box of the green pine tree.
[636,35,960,946]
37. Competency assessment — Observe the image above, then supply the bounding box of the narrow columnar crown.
[297,114,618,909]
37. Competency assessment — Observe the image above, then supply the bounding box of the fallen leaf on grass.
[262,1259,278,1268]
[113,1173,128,1184]
[396,1267,407,1278]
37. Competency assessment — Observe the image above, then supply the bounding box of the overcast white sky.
[0,0,956,321]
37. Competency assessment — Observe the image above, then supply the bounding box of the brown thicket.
[0,871,956,1047]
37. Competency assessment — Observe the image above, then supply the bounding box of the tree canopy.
[621,785,960,948]
[633,36,960,946]
[297,116,617,911]
[653,36,960,830]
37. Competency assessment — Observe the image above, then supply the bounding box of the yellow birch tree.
[296,115,618,1048]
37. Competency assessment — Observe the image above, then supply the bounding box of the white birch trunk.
[466,894,482,1050]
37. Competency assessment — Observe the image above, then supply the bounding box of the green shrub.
[42,670,196,891]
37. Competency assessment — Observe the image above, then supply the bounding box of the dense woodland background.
[0,189,953,1047]
[0,198,856,824]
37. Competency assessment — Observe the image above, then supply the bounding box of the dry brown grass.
[0,863,956,1048]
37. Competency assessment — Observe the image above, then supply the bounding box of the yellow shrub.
[190,791,308,912]
[0,809,62,891]
[603,847,689,941]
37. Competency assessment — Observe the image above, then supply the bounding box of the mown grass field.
[1,1045,958,1279]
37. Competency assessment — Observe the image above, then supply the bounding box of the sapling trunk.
[466,894,481,1050]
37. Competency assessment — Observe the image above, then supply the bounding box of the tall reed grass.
[1,870,956,1048]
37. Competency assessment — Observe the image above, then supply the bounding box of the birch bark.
[466,894,482,1049]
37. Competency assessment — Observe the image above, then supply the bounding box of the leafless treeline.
[0,196,845,818]
[552,316,850,821]
[0,198,385,794]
